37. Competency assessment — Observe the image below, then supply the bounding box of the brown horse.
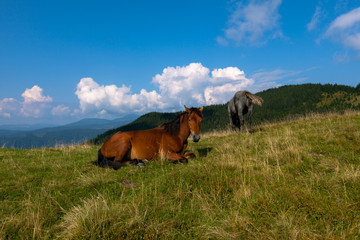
[96,106,203,169]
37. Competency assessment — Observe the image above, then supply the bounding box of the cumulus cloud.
[0,85,54,120]
[219,0,283,46]
[152,63,211,106]
[324,7,360,52]
[22,85,52,103]
[205,67,254,104]
[75,63,263,115]
[75,77,165,114]
[211,67,246,82]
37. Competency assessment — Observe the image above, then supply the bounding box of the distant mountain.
[91,83,360,145]
[0,130,25,137]
[0,115,138,149]
[0,123,58,131]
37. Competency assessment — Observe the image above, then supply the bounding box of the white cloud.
[0,98,18,118]
[324,7,360,51]
[20,103,44,117]
[252,69,301,82]
[216,36,229,46]
[76,63,274,115]
[153,63,256,106]
[308,6,327,31]
[211,67,246,82]
[75,77,165,114]
[152,63,211,106]
[0,85,55,120]
[205,67,254,104]
[52,105,71,116]
[21,85,52,103]
[327,7,360,31]
[250,68,314,91]
[220,0,283,46]
[20,86,53,118]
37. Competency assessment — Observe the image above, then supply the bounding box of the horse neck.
[177,114,191,142]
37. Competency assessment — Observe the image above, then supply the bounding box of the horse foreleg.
[180,141,196,159]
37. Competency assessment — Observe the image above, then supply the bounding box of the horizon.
[1,0,360,126]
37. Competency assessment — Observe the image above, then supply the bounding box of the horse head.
[185,106,203,142]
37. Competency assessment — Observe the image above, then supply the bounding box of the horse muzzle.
[192,133,200,142]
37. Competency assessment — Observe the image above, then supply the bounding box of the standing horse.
[228,90,263,133]
[96,106,203,169]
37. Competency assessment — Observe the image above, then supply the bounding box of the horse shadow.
[196,147,213,158]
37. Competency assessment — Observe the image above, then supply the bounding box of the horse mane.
[161,108,203,136]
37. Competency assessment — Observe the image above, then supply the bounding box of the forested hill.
[91,83,360,145]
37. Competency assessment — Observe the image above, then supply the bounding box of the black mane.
[161,113,184,136]
[161,108,203,136]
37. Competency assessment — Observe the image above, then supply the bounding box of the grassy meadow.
[1,111,360,239]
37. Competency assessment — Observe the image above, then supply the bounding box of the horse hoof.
[185,152,196,159]
[180,158,188,164]
[137,162,146,168]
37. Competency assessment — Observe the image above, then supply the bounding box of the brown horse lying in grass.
[96,106,203,169]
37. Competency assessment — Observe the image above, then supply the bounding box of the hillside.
[1,111,359,239]
[92,83,360,144]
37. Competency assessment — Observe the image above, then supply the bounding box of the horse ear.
[199,106,203,112]
[184,105,191,113]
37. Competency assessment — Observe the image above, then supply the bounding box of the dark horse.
[96,106,203,169]
[228,90,263,133]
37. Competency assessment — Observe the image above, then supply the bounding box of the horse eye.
[189,119,192,123]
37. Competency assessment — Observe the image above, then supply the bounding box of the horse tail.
[245,91,264,106]
[96,149,125,170]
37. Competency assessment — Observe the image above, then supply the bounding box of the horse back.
[229,91,250,113]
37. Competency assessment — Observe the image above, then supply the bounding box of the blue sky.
[1,0,360,125]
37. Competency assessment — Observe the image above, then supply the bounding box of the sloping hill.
[92,83,360,145]
[254,83,360,122]
[1,111,359,239]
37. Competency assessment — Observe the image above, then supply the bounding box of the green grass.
[1,111,360,239]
